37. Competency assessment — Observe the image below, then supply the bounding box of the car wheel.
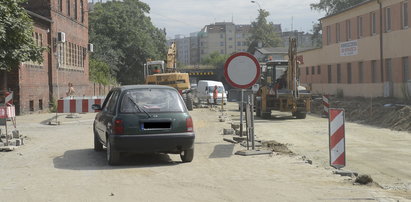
[185,93,194,111]
[107,137,120,165]
[94,128,103,151]
[180,148,194,163]
[295,111,307,119]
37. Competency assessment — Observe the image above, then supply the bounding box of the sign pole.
[240,89,244,137]
[251,94,255,150]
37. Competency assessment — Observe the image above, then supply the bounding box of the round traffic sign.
[224,52,261,89]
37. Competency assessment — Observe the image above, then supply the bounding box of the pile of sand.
[311,96,411,132]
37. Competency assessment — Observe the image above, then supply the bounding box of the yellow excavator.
[144,42,193,110]
[255,37,311,119]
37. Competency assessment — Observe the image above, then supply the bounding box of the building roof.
[26,10,53,23]
[255,47,288,55]
[319,0,375,20]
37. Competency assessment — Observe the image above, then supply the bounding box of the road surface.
[0,103,408,201]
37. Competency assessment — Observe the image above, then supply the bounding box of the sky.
[91,0,326,39]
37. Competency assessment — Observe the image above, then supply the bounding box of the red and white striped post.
[329,108,346,169]
[322,95,330,117]
[5,91,13,106]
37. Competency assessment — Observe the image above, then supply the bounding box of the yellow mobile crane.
[144,42,193,110]
[255,38,311,119]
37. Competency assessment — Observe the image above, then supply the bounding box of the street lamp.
[251,1,262,10]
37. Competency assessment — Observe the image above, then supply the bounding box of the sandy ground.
[227,102,411,200]
[0,105,408,202]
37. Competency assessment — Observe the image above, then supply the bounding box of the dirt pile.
[311,96,411,132]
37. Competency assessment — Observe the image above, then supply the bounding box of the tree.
[311,22,322,48]
[89,59,113,85]
[310,0,367,47]
[247,9,282,53]
[0,0,45,89]
[310,0,367,16]
[89,0,167,85]
[201,52,229,68]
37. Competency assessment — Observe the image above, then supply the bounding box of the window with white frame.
[385,7,392,32]
[371,12,376,35]
[402,1,409,28]
[357,16,363,38]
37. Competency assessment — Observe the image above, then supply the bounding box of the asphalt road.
[0,104,408,201]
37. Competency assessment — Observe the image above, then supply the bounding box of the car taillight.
[113,119,124,135]
[186,117,193,132]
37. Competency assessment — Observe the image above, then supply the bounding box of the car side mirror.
[92,104,102,110]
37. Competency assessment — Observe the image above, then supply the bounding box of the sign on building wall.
[340,40,358,56]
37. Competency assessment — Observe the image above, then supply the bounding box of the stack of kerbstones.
[0,129,24,151]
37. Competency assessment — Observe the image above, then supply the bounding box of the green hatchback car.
[92,85,195,165]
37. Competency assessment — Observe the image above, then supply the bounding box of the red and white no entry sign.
[224,52,260,89]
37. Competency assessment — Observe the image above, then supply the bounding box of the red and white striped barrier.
[57,97,104,113]
[329,108,345,169]
[322,95,330,117]
[5,91,13,105]
[0,105,16,119]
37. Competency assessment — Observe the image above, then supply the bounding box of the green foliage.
[311,22,322,48]
[89,58,114,85]
[310,0,367,47]
[247,9,282,53]
[310,0,368,16]
[89,0,167,85]
[0,0,46,71]
[200,52,229,68]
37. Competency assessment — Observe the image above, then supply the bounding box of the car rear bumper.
[109,132,195,153]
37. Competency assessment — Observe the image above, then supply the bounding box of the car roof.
[113,85,177,91]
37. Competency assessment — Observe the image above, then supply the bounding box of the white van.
[195,80,227,104]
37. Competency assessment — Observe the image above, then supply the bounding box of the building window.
[358,62,364,83]
[74,0,78,20]
[228,37,233,41]
[29,100,34,111]
[39,99,43,110]
[326,26,331,45]
[386,58,392,82]
[220,33,224,38]
[317,65,321,74]
[385,7,391,32]
[402,1,409,28]
[67,0,71,16]
[371,60,377,83]
[229,45,233,48]
[220,50,224,54]
[403,57,409,82]
[347,63,352,84]
[346,20,351,41]
[357,16,363,38]
[337,64,341,83]
[371,12,376,35]
[242,41,247,46]
[58,0,63,12]
[306,67,309,75]
[220,42,224,46]
[336,23,340,43]
[80,0,84,22]
[311,66,315,75]
[237,41,241,46]
[328,65,332,83]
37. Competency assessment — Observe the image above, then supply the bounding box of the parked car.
[194,80,227,104]
[92,85,195,165]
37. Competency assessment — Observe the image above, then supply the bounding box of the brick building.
[6,0,92,114]
[299,0,411,98]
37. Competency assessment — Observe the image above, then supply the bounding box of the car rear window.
[120,88,185,113]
